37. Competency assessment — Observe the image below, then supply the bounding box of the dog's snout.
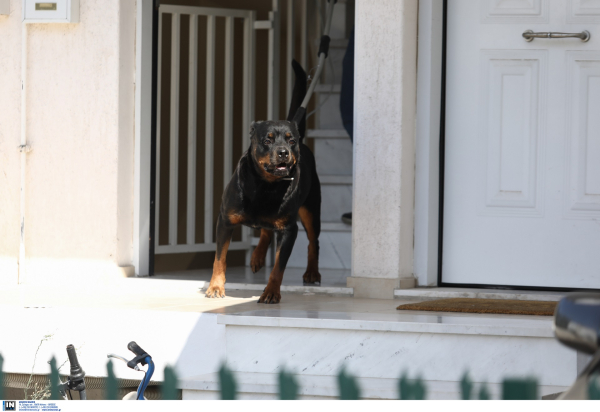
[277,148,289,160]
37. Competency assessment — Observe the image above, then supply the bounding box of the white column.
[133,0,153,277]
[348,0,418,299]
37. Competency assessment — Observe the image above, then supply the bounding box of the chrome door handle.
[523,30,590,42]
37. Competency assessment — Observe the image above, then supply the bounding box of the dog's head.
[249,120,300,181]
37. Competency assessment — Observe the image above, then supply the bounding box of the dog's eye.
[289,139,296,145]
[263,139,272,145]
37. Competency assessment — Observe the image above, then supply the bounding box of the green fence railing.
[0,353,594,400]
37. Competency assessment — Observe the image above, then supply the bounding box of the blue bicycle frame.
[136,356,155,400]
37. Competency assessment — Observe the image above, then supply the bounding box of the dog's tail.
[286,59,307,140]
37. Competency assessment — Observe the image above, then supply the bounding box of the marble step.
[314,138,353,175]
[306,129,350,140]
[320,179,352,222]
[199,310,575,400]
[394,287,566,302]
[320,174,352,185]
[315,84,341,93]
[315,92,344,130]
[287,227,351,269]
[182,372,498,400]
[320,38,349,49]
[300,222,351,233]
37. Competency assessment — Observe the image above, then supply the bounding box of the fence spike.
[49,357,60,400]
[337,368,360,400]
[218,363,237,400]
[279,369,298,400]
[0,353,4,401]
[589,373,600,400]
[105,359,118,400]
[502,378,538,400]
[399,373,426,400]
[162,365,179,400]
[413,376,426,400]
[478,383,491,400]
[460,372,472,400]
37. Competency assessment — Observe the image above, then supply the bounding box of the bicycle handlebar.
[127,341,148,358]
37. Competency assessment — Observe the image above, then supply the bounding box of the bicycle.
[107,341,155,400]
[57,341,155,400]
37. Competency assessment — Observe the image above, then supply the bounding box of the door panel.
[443,0,600,288]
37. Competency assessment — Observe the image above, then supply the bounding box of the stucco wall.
[349,0,418,298]
[0,0,136,284]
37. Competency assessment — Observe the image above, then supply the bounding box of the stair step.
[315,139,353,175]
[314,38,349,49]
[320,174,352,185]
[306,129,350,139]
[315,84,341,93]
[299,222,351,232]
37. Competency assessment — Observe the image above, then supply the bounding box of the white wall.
[349,0,418,298]
[0,0,136,285]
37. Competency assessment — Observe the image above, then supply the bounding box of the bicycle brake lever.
[107,353,141,371]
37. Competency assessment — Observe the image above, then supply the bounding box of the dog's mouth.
[264,161,294,177]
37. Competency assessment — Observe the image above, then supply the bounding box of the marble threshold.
[152,268,569,301]
[217,309,554,337]
[395,287,567,302]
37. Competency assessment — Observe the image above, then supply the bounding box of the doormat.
[396,298,557,316]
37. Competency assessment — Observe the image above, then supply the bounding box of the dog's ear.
[289,120,303,143]
[249,121,262,138]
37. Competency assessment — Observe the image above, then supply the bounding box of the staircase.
[287,1,353,271]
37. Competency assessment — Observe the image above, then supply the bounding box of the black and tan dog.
[205,61,321,304]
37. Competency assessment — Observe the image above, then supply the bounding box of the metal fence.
[155,1,311,262]
[2,353,599,400]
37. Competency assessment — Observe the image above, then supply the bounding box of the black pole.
[436,0,448,286]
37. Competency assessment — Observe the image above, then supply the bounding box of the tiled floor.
[0,275,556,325]
[153,267,352,288]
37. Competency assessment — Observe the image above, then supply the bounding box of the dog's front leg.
[258,224,298,304]
[206,214,235,298]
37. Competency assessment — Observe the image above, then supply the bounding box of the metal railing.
[156,5,257,256]
[3,353,599,400]
[154,1,311,261]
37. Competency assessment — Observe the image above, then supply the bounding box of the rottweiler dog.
[205,60,321,304]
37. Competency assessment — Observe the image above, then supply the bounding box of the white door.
[443,0,600,288]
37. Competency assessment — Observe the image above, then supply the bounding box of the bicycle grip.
[66,344,85,381]
[127,341,148,357]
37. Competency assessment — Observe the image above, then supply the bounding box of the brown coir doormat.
[396,298,557,316]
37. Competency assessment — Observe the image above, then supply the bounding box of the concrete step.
[315,138,353,175]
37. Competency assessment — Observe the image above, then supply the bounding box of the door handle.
[523,30,590,42]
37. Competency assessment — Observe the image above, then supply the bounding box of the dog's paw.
[258,284,281,304]
[250,251,266,273]
[205,283,226,298]
[302,269,321,285]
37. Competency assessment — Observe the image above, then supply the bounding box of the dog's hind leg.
[206,214,235,298]
[299,204,322,285]
[251,229,273,272]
